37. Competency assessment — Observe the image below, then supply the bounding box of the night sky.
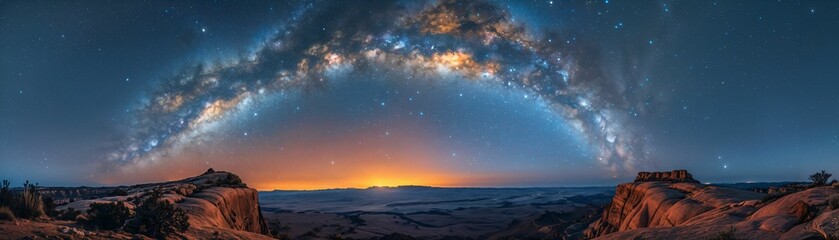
[2,0,838,190]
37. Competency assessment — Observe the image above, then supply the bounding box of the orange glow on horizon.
[253,171,459,191]
[99,119,510,190]
[244,126,469,190]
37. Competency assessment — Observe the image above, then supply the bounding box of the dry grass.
[0,206,14,221]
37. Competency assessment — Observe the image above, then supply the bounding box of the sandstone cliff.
[584,170,839,240]
[59,169,272,239]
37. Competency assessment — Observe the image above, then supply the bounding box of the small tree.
[86,201,132,230]
[809,170,832,186]
[126,190,190,238]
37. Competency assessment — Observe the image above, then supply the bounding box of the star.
[201,28,206,32]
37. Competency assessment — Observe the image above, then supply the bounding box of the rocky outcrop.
[584,170,839,240]
[59,170,271,239]
[633,170,699,183]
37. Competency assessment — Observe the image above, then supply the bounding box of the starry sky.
[1,0,838,190]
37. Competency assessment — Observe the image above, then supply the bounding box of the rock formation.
[584,170,839,240]
[58,170,272,239]
[633,169,699,183]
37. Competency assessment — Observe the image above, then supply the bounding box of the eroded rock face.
[59,170,271,239]
[584,170,839,240]
[582,181,761,238]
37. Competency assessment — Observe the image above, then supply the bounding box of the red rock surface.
[584,170,839,240]
[59,170,271,239]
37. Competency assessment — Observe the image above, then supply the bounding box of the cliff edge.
[59,169,271,239]
[584,170,839,240]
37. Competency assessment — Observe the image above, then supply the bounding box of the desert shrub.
[126,190,189,238]
[42,196,58,217]
[0,206,14,221]
[14,181,44,219]
[85,201,132,230]
[830,194,839,210]
[707,227,738,240]
[809,170,832,186]
[57,207,82,221]
[0,180,12,207]
[0,180,45,219]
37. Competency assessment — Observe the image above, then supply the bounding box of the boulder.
[789,201,810,224]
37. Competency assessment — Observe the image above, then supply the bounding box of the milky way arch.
[109,0,650,176]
